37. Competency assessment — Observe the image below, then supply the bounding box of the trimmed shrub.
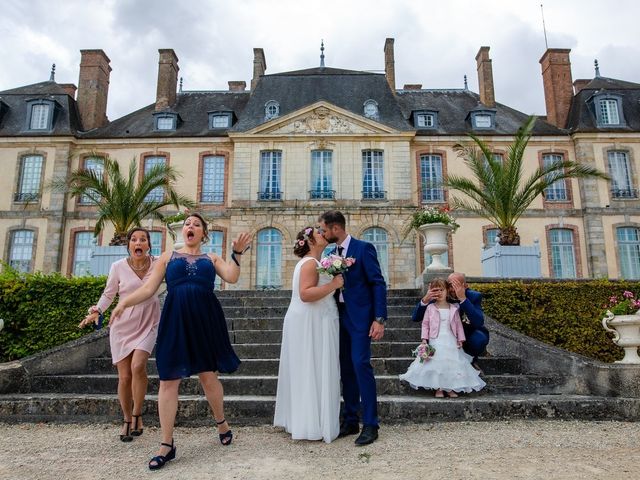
[0,268,106,361]
[470,280,640,363]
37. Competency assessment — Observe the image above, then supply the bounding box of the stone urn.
[418,223,454,273]
[169,221,185,250]
[602,311,640,364]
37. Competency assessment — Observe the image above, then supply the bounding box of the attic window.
[153,112,177,131]
[414,110,437,129]
[26,99,55,131]
[469,110,496,130]
[209,111,232,129]
[265,100,280,120]
[363,99,379,119]
[592,94,625,127]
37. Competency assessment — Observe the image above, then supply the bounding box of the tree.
[445,116,609,245]
[52,156,195,245]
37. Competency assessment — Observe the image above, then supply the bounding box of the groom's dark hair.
[319,210,346,229]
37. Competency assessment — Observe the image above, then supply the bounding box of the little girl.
[400,278,486,397]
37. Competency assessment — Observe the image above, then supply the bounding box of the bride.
[274,226,344,443]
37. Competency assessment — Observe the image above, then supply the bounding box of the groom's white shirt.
[337,235,352,303]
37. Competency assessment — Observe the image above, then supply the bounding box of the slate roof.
[80,91,250,138]
[230,68,413,132]
[566,76,640,133]
[396,89,564,136]
[0,81,82,136]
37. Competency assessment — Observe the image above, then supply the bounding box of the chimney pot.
[59,83,77,99]
[384,38,396,92]
[77,49,111,130]
[540,48,573,128]
[228,81,247,92]
[251,48,267,91]
[475,46,495,107]
[156,49,179,111]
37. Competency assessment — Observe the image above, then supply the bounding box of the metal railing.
[257,191,283,201]
[309,189,335,200]
[362,190,387,200]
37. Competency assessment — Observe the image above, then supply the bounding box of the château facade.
[1,39,639,288]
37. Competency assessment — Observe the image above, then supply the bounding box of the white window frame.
[617,227,640,279]
[143,156,166,203]
[362,150,385,199]
[15,155,43,202]
[73,232,96,277]
[201,155,225,203]
[420,154,444,202]
[256,228,282,288]
[543,153,568,201]
[9,230,34,273]
[549,228,577,278]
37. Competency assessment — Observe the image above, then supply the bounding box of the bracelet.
[232,249,244,255]
[231,252,240,267]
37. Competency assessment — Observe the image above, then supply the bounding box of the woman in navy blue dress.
[111,213,251,470]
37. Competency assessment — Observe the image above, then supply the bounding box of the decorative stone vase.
[418,223,454,273]
[602,311,640,364]
[168,221,185,250]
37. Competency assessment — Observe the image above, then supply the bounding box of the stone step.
[31,373,562,396]
[218,296,421,308]
[228,316,418,330]
[215,289,421,300]
[230,342,433,359]
[230,328,420,344]
[1,393,638,424]
[88,355,522,376]
[223,305,417,319]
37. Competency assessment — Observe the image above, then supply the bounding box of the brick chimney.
[251,48,267,91]
[228,81,247,92]
[573,79,590,94]
[384,38,396,91]
[539,48,573,128]
[76,49,111,130]
[475,46,495,107]
[156,49,179,111]
[59,83,77,99]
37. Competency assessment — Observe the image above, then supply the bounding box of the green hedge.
[0,268,107,362]
[470,280,640,363]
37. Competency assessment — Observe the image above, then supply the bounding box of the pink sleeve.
[421,306,430,340]
[96,262,120,313]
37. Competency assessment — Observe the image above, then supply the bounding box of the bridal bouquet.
[317,254,355,276]
[412,343,436,363]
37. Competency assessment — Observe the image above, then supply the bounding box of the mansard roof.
[0,81,81,136]
[80,91,250,138]
[230,68,412,132]
[396,89,564,135]
[566,76,640,133]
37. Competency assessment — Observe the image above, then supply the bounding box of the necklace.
[128,256,150,271]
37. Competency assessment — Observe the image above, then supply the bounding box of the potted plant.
[602,291,640,364]
[405,205,459,273]
[444,115,608,276]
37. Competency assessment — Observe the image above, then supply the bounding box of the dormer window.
[593,94,625,127]
[265,100,280,120]
[153,112,177,131]
[26,99,55,131]
[469,109,496,130]
[209,111,232,129]
[363,99,379,120]
[414,110,437,129]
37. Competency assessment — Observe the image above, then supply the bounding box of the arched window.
[362,227,389,283]
[9,230,34,273]
[202,230,224,289]
[265,100,280,120]
[257,228,282,288]
[617,227,640,279]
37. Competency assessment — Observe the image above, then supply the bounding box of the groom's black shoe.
[354,425,378,446]
[338,422,359,438]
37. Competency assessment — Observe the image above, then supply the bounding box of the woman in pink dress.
[79,227,161,442]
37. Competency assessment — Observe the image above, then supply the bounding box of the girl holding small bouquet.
[400,278,485,397]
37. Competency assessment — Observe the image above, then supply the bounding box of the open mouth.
[134,248,143,255]
[186,231,195,241]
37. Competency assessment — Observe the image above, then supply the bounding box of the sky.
[1,0,639,121]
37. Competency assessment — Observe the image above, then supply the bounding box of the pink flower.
[298,240,305,246]
[623,291,635,299]
[609,296,618,304]
[345,258,355,267]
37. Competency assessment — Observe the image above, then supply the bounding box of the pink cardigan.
[421,303,466,342]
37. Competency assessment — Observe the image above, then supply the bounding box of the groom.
[318,210,387,446]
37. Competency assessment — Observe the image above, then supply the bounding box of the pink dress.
[97,258,161,364]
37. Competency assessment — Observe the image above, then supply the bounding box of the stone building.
[1,39,638,288]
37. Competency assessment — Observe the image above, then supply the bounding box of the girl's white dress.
[400,308,486,393]
[274,257,341,443]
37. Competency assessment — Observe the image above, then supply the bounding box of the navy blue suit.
[411,288,489,359]
[335,237,387,428]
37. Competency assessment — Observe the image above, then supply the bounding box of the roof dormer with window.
[152,111,179,131]
[468,107,497,130]
[25,98,56,131]
[265,100,280,120]
[589,92,626,128]
[363,99,379,120]
[208,110,233,129]
[413,110,438,129]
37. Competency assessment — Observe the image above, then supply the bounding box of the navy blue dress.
[156,251,240,380]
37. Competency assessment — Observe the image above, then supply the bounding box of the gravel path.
[1,421,639,480]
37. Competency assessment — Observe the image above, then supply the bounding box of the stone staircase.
[1,289,639,424]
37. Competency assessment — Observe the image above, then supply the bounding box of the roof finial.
[179,77,183,93]
[49,63,56,81]
[464,74,468,90]
[594,59,600,77]
[320,39,325,68]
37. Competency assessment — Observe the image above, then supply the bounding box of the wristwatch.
[374,316,386,325]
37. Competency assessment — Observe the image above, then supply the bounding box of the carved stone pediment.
[268,107,379,134]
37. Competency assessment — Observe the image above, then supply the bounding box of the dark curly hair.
[293,226,317,258]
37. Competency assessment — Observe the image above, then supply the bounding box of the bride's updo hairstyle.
[293,226,316,258]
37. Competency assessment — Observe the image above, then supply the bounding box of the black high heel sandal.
[148,440,176,470]
[120,420,133,442]
[131,414,144,436]
[216,418,233,446]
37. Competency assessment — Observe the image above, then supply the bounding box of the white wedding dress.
[274,256,341,443]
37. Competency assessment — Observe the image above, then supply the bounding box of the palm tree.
[52,156,195,245]
[445,116,609,245]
